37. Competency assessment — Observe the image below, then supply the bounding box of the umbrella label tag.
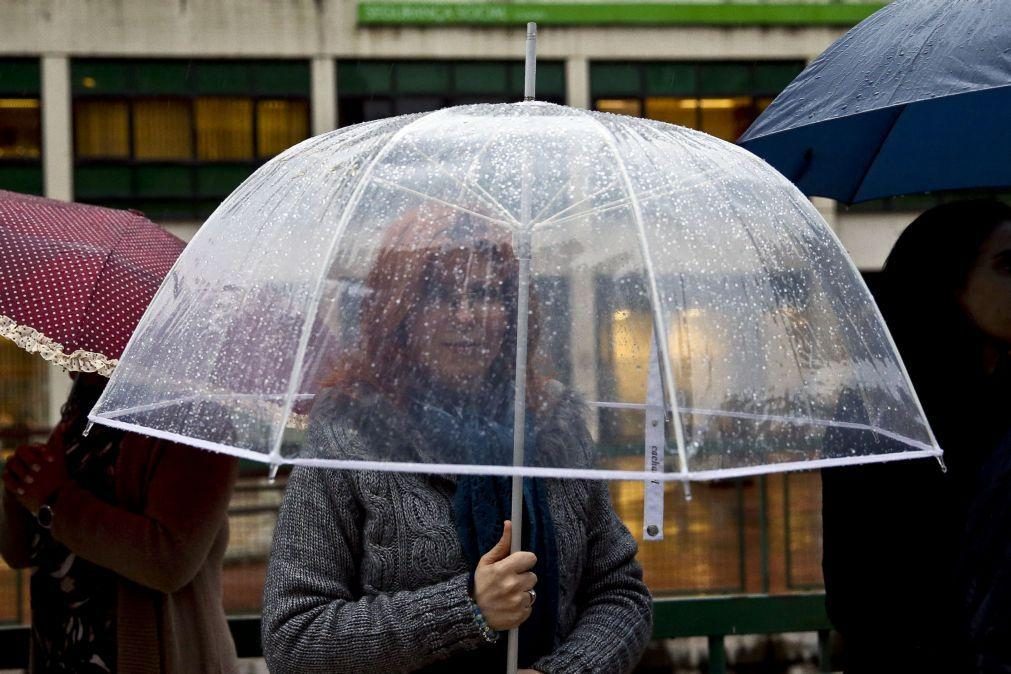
[644,338,665,541]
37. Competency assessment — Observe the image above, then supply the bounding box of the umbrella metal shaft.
[508,22,537,674]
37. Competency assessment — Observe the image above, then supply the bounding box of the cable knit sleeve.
[533,482,654,674]
[261,465,490,674]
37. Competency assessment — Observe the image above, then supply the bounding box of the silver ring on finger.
[527,589,537,609]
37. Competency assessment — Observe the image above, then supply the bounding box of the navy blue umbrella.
[739,0,1011,204]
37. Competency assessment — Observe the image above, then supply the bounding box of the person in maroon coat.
[2,373,240,674]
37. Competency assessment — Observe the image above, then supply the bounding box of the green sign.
[357,2,888,26]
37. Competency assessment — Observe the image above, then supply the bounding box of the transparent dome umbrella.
[88,102,940,479]
[88,98,941,670]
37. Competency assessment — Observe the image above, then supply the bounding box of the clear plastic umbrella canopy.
[89,102,940,481]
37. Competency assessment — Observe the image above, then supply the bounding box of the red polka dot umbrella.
[0,190,184,376]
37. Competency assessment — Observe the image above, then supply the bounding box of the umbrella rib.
[266,113,442,465]
[771,165,943,455]
[372,176,515,229]
[402,136,522,229]
[535,159,742,230]
[846,104,906,203]
[532,178,621,228]
[577,109,691,480]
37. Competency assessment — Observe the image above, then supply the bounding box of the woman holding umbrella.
[261,207,653,673]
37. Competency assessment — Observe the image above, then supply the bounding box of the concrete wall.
[0,0,842,60]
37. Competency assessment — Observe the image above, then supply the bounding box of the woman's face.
[960,221,1011,346]
[405,253,510,392]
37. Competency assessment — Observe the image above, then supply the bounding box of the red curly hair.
[327,204,544,410]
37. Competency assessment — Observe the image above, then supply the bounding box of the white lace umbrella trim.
[0,314,118,376]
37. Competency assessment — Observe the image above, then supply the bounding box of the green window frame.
[0,59,43,196]
[337,59,566,127]
[71,59,311,221]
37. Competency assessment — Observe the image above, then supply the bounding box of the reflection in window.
[75,100,130,158]
[195,98,253,161]
[257,99,308,158]
[0,99,41,159]
[134,99,193,160]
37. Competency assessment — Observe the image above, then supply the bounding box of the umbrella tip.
[83,421,93,438]
[936,454,947,474]
[682,482,693,501]
[268,463,280,483]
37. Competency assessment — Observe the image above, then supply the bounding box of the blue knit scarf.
[411,395,559,666]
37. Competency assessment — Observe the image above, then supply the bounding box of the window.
[337,60,566,127]
[72,59,311,220]
[0,59,43,195]
[591,61,803,142]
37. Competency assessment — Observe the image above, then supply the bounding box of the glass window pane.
[0,60,41,96]
[698,96,756,141]
[537,62,566,98]
[644,96,698,128]
[338,62,395,96]
[396,63,450,94]
[74,165,132,199]
[195,63,251,95]
[754,62,805,95]
[455,63,509,95]
[591,63,641,97]
[0,165,43,195]
[135,165,192,197]
[133,99,193,160]
[645,64,695,96]
[135,61,192,96]
[0,99,41,159]
[72,61,131,95]
[699,63,752,96]
[254,62,311,96]
[195,97,253,161]
[256,99,309,158]
[74,100,129,158]
[595,98,642,117]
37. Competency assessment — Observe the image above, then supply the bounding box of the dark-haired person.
[1,373,240,673]
[261,209,653,673]
[822,199,1011,673]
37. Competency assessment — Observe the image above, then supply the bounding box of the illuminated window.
[592,61,805,142]
[257,99,309,158]
[75,100,130,158]
[134,99,192,160]
[72,59,311,220]
[0,59,43,194]
[597,98,642,118]
[337,60,566,127]
[195,97,253,161]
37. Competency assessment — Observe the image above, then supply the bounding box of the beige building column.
[565,57,590,110]
[41,55,75,424]
[41,55,72,202]
[312,56,338,135]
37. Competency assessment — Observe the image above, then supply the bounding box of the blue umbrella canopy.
[739,0,1011,204]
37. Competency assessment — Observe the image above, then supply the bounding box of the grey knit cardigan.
[261,384,653,673]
